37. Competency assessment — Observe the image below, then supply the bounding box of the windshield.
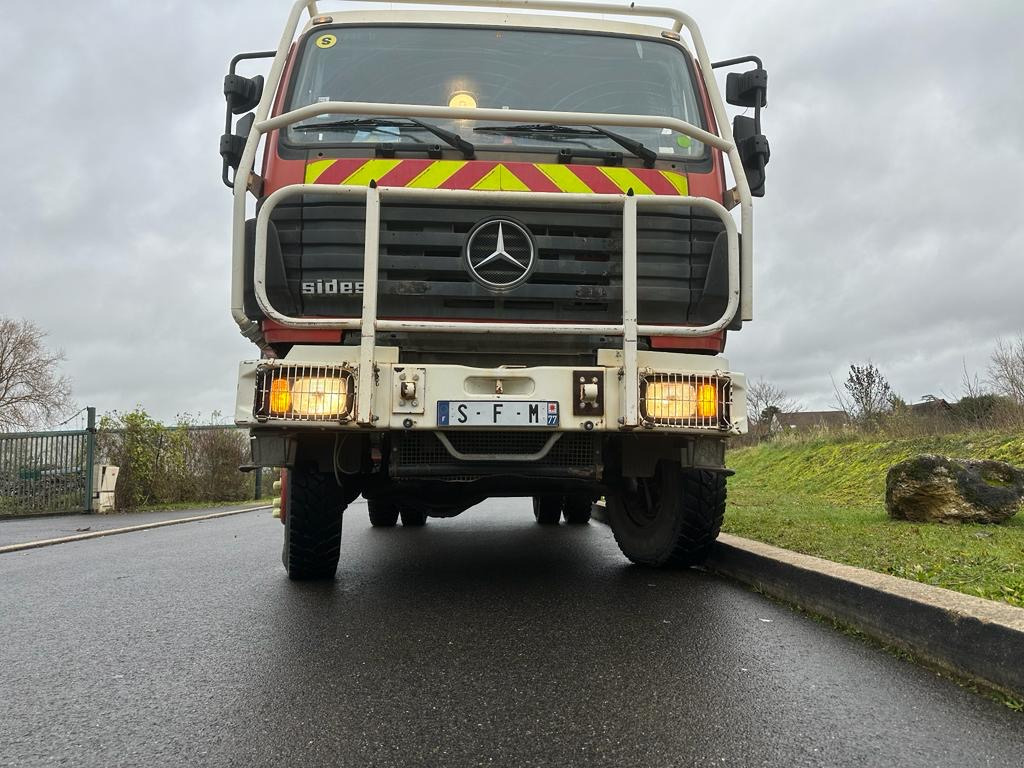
[285,25,707,160]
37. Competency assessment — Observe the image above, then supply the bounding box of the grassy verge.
[724,431,1024,609]
[135,497,275,513]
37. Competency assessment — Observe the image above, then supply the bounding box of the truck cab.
[222,0,769,579]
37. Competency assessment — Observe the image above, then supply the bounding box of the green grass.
[724,431,1024,609]
[135,497,275,513]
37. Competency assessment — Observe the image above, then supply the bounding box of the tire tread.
[667,470,726,566]
[284,464,348,580]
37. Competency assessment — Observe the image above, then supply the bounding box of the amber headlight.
[256,366,354,421]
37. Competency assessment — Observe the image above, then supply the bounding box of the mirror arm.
[711,54,763,70]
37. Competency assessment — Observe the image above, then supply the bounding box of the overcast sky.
[1,1,1021,423]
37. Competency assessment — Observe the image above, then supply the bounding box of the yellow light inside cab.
[696,384,719,418]
[269,378,291,414]
[290,376,349,417]
[644,381,697,421]
[449,91,477,109]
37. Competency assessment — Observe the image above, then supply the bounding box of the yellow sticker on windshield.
[315,34,337,49]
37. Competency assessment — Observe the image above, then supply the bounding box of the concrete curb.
[593,502,1023,698]
[0,506,270,554]
[706,533,1024,700]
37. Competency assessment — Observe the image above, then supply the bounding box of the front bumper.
[235,345,747,436]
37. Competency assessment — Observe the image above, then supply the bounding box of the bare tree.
[833,362,895,424]
[987,333,1024,405]
[747,377,801,439]
[0,317,73,430]
[960,358,987,399]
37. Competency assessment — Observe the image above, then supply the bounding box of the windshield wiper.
[474,123,657,167]
[292,117,475,158]
[292,120,427,145]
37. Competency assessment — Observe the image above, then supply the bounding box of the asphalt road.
[0,504,265,548]
[1,500,1021,768]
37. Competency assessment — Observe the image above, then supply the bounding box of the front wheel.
[400,508,428,527]
[282,462,355,580]
[605,462,725,567]
[562,495,593,525]
[532,496,562,525]
[368,499,399,528]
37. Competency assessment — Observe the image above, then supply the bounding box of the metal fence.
[0,408,96,516]
[0,410,272,516]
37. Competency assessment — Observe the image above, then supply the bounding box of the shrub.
[97,408,257,510]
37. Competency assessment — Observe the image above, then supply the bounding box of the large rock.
[885,454,1024,524]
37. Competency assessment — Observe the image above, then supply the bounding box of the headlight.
[644,380,698,420]
[256,366,354,421]
[641,374,729,427]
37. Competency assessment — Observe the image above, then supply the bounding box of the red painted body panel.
[650,332,725,353]
[262,319,341,344]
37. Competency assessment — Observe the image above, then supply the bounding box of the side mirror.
[221,112,255,182]
[224,74,264,115]
[732,115,769,197]
[220,51,276,190]
[726,68,767,109]
[714,56,770,197]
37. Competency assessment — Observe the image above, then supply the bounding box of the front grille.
[390,431,600,479]
[268,197,724,325]
[442,431,557,458]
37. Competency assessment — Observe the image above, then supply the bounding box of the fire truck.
[221,0,769,579]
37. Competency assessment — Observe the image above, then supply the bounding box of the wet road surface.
[1,499,1021,767]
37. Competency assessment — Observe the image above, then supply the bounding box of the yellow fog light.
[290,376,349,417]
[644,381,697,421]
[696,384,718,418]
[269,378,291,414]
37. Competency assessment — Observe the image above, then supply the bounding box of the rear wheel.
[400,508,428,527]
[368,499,399,528]
[606,462,725,567]
[562,495,593,525]
[282,461,353,580]
[532,496,562,525]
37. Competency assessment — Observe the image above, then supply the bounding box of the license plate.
[437,400,559,427]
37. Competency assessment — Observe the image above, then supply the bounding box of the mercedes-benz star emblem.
[464,218,536,291]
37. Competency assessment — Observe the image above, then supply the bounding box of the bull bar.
[232,0,754,429]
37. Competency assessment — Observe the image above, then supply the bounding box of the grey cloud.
[1,1,1021,421]
[713,0,1024,408]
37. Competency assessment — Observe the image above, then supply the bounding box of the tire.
[605,462,725,567]
[282,461,351,580]
[400,508,428,527]
[562,495,593,525]
[368,499,399,528]
[532,496,562,525]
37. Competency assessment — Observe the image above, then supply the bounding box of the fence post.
[84,407,96,513]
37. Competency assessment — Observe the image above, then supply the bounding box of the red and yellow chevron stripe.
[304,159,688,196]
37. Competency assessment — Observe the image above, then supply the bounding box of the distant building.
[907,398,953,416]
